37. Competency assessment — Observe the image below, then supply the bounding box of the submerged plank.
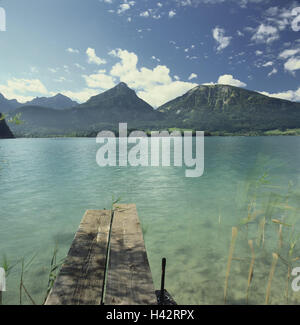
[45,210,112,305]
[105,204,157,305]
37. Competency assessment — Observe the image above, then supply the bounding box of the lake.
[1,136,300,305]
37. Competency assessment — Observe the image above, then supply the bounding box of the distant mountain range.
[24,93,78,110]
[1,82,300,137]
[0,93,78,113]
[8,83,162,137]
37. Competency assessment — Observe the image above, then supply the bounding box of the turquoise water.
[1,137,300,305]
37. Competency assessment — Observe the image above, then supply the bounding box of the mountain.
[9,83,300,137]
[158,84,300,133]
[25,93,78,110]
[10,83,163,136]
[0,113,15,138]
[0,93,22,113]
[72,82,161,124]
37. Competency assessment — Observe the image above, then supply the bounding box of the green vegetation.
[158,84,300,134]
[264,129,300,136]
[0,248,64,305]
[0,113,15,139]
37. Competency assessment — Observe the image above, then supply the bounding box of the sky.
[0,0,299,107]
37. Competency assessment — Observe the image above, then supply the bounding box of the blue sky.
[0,0,299,107]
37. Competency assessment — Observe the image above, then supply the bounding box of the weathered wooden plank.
[45,210,112,305]
[105,204,157,305]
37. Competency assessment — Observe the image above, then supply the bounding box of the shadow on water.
[52,232,75,245]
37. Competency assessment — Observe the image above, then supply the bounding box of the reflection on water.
[1,137,300,304]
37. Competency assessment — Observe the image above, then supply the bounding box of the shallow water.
[1,136,300,305]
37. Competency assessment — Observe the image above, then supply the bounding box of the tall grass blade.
[246,240,255,304]
[265,252,279,305]
[224,227,238,304]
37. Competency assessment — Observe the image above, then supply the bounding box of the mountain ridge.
[158,84,300,132]
[24,93,78,110]
[6,82,300,137]
[0,94,22,113]
[9,82,163,136]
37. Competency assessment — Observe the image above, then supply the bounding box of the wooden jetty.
[45,204,157,305]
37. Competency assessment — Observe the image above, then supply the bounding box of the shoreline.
[5,133,300,139]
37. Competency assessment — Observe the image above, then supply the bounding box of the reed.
[19,259,24,305]
[261,217,266,248]
[19,255,37,305]
[43,245,65,304]
[224,227,238,304]
[278,224,283,249]
[265,252,279,305]
[257,217,266,248]
[286,264,291,303]
[246,240,255,304]
[0,254,22,305]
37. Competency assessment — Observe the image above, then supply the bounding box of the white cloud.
[86,48,106,65]
[277,46,300,75]
[217,74,247,87]
[74,63,86,70]
[278,48,300,59]
[48,68,59,73]
[151,56,160,62]
[291,7,300,31]
[138,81,197,107]
[0,78,49,103]
[66,48,79,54]
[108,48,196,107]
[117,1,135,14]
[83,71,116,89]
[175,0,266,7]
[153,14,161,19]
[140,11,150,17]
[179,0,192,5]
[255,50,263,56]
[251,24,279,44]
[58,48,197,106]
[188,73,198,80]
[262,5,300,33]
[118,3,130,14]
[212,27,232,52]
[268,68,278,77]
[265,6,278,17]
[63,65,70,73]
[262,61,273,67]
[284,56,300,73]
[169,10,176,18]
[61,88,101,103]
[30,66,39,73]
[54,76,67,83]
[259,87,300,102]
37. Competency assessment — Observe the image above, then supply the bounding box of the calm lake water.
[1,136,300,305]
